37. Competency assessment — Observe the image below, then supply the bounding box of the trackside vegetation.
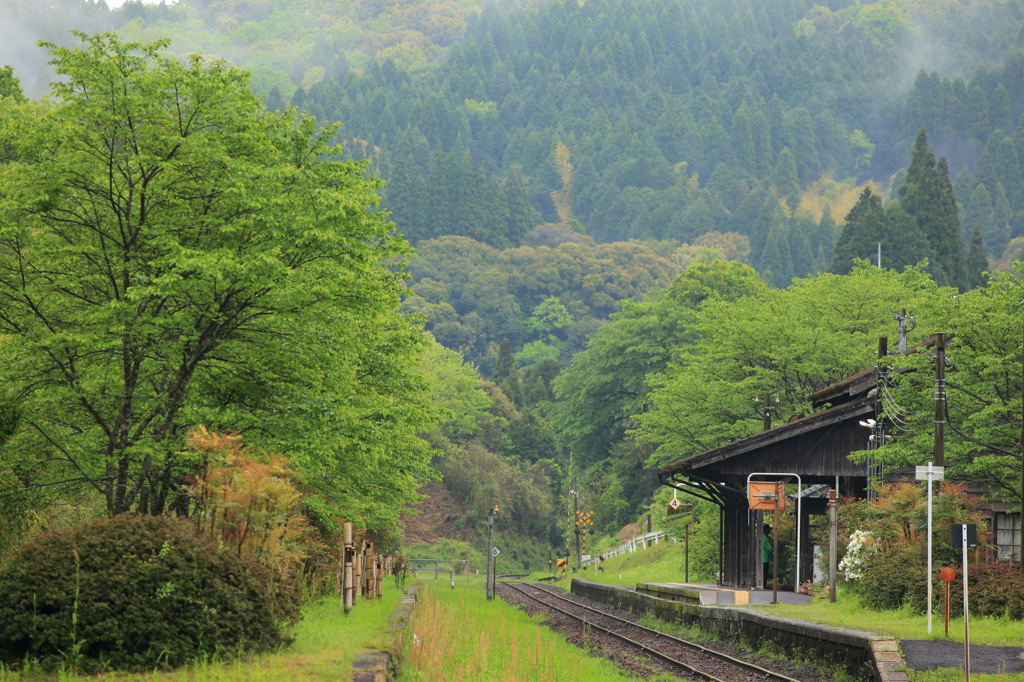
[0,590,403,681]
[584,530,1024,648]
[398,582,673,682]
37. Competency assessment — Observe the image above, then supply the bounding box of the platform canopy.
[657,395,876,505]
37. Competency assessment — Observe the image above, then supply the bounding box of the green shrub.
[909,562,1024,620]
[0,514,301,672]
[858,545,925,611]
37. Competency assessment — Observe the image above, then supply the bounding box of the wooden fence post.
[343,521,354,614]
[355,543,365,600]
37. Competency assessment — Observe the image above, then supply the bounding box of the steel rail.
[500,580,731,682]
[503,581,804,682]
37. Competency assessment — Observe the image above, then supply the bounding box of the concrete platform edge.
[572,578,907,682]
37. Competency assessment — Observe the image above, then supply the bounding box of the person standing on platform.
[762,524,774,589]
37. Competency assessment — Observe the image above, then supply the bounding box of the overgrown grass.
[909,668,1024,682]
[398,582,674,681]
[752,590,1024,647]
[913,663,1024,679]
[0,590,403,681]
[581,541,1024,649]
[576,541,692,588]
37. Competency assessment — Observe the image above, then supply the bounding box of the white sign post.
[916,463,944,634]
[964,527,970,682]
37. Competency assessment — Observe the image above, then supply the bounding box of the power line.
[944,400,1019,457]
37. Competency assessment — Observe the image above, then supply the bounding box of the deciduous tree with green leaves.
[0,34,436,528]
[634,265,954,466]
[860,264,1024,506]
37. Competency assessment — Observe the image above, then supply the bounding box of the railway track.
[498,581,807,682]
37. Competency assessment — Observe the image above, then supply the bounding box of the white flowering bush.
[838,530,877,581]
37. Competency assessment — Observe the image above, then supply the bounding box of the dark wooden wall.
[707,421,872,481]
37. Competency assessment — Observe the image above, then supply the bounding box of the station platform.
[639,582,815,606]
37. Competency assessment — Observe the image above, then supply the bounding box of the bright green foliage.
[525,297,573,337]
[635,265,954,466]
[417,338,491,440]
[0,35,436,529]
[403,236,678,369]
[0,66,24,103]
[862,263,1024,506]
[550,261,766,531]
[551,261,765,472]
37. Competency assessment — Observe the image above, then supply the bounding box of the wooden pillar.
[343,522,354,614]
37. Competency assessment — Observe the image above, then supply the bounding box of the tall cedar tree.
[965,224,989,289]
[831,187,885,275]
[830,189,929,274]
[493,338,522,405]
[898,128,967,290]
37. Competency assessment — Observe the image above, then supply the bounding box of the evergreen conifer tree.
[898,128,967,290]
[758,204,793,287]
[493,339,523,406]
[816,205,837,263]
[830,187,884,275]
[504,171,536,243]
[789,213,816,278]
[528,374,550,405]
[962,183,995,244]
[769,147,800,209]
[263,86,284,112]
[883,203,930,271]
[965,224,988,289]
[990,83,1012,133]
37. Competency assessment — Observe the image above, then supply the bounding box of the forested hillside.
[2,0,1024,568]
[7,0,1024,283]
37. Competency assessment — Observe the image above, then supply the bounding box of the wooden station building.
[657,366,883,589]
[658,332,1022,588]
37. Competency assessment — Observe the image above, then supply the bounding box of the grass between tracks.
[0,591,403,682]
[397,581,675,682]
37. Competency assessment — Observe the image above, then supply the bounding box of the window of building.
[995,512,1021,561]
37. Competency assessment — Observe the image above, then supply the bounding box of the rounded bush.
[0,514,301,672]
[858,545,925,611]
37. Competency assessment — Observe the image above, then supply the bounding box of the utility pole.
[934,333,946,468]
[896,308,909,354]
[486,506,498,601]
[772,482,781,604]
[828,488,838,603]
[757,392,776,431]
[571,489,581,570]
